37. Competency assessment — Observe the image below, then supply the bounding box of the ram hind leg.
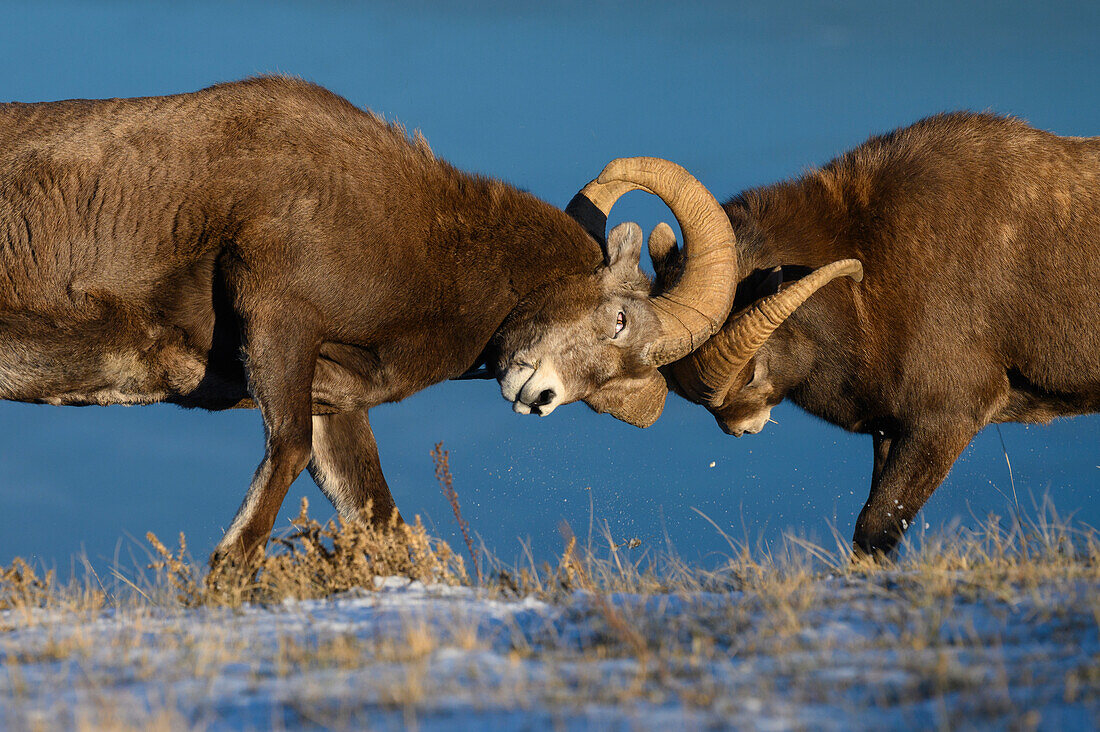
[213,305,321,569]
[308,408,401,528]
[853,421,977,558]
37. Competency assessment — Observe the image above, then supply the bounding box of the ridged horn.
[679,259,864,407]
[567,157,738,365]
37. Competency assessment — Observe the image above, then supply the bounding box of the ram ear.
[649,222,684,292]
[605,222,644,274]
[583,370,668,428]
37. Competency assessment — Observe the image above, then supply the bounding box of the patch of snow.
[0,572,1097,730]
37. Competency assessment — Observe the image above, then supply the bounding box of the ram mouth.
[513,394,559,417]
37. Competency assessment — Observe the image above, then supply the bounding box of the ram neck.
[424,171,602,306]
[726,175,856,275]
[403,167,602,378]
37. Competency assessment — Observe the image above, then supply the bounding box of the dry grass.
[432,441,481,583]
[3,493,1097,622]
[146,497,466,607]
[0,479,1098,730]
[0,558,54,612]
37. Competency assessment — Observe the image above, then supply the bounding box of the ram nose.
[522,387,559,416]
[516,368,565,416]
[719,422,746,438]
[715,408,772,438]
[500,361,566,416]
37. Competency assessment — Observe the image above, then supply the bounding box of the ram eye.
[614,311,626,336]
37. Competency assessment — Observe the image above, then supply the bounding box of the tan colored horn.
[678,259,864,407]
[572,157,738,365]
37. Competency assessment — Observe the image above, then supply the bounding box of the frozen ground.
[1,570,1098,731]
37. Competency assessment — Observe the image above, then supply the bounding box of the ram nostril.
[534,388,556,407]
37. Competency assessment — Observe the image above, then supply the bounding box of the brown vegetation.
[146,498,466,607]
[0,495,1097,729]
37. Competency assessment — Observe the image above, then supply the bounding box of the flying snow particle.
[709,461,716,468]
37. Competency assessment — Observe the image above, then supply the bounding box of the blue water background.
[0,1,1097,571]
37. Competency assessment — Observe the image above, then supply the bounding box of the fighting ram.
[0,77,737,566]
[631,112,1100,556]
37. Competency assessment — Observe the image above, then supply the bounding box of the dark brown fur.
[0,77,631,564]
[668,112,1100,555]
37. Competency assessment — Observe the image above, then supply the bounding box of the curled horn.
[567,157,737,365]
[675,259,864,407]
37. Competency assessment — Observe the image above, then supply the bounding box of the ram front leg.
[212,304,321,573]
[853,420,977,558]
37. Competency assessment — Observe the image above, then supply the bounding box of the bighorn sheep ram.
[628,112,1100,556]
[0,77,737,565]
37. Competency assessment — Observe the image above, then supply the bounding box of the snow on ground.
[1,573,1098,730]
